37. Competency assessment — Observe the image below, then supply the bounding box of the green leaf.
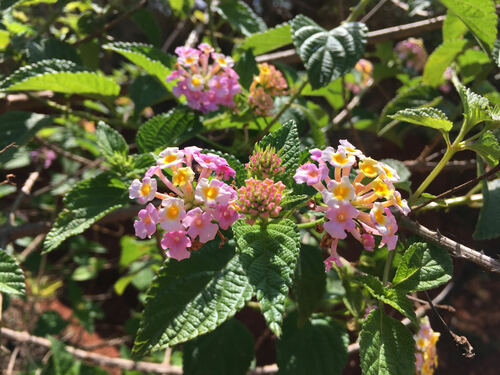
[34,311,68,337]
[393,242,453,292]
[132,240,253,356]
[237,22,292,56]
[0,59,120,97]
[468,130,500,167]
[234,48,259,89]
[43,173,129,253]
[131,8,162,47]
[169,0,195,18]
[281,194,309,211]
[130,75,169,115]
[439,0,498,51]
[136,107,202,153]
[293,245,326,325]
[423,40,468,86]
[291,15,367,89]
[276,312,348,375]
[452,76,491,127]
[0,251,25,295]
[360,309,416,375]
[389,107,453,132]
[258,120,300,184]
[183,319,254,375]
[378,85,440,131]
[96,122,128,160]
[443,11,469,42]
[27,38,81,64]
[474,179,500,239]
[215,0,267,36]
[48,337,82,375]
[103,42,175,90]
[233,219,300,336]
[353,274,417,326]
[492,39,500,67]
[0,111,52,164]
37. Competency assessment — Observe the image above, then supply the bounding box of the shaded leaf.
[96,122,128,160]
[474,179,500,239]
[0,250,25,295]
[468,130,500,167]
[215,0,267,36]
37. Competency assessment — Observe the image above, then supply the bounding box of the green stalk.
[382,250,395,286]
[345,0,373,22]
[297,217,324,229]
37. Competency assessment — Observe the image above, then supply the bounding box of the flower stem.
[345,0,373,22]
[297,217,324,229]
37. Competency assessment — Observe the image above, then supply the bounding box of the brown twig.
[398,216,500,274]
[412,162,500,211]
[74,0,148,46]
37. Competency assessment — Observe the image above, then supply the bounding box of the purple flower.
[134,203,159,239]
[294,162,327,185]
[161,231,192,260]
[182,207,218,243]
[213,204,240,230]
[324,202,359,239]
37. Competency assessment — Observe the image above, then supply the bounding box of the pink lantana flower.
[324,202,359,239]
[158,197,185,232]
[195,178,234,207]
[294,162,328,186]
[129,177,157,204]
[161,231,192,261]
[213,204,240,230]
[134,203,159,239]
[183,208,218,243]
[157,147,184,169]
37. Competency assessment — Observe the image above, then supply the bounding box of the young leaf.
[276,312,348,375]
[0,250,25,295]
[291,15,367,89]
[468,130,500,167]
[0,111,52,163]
[96,122,128,160]
[353,274,417,326]
[392,242,453,292]
[133,241,253,356]
[452,76,491,127]
[439,0,498,51]
[443,11,468,42]
[474,179,500,240]
[258,120,300,184]
[136,107,202,153]
[378,85,440,130]
[389,107,453,132]
[168,0,195,17]
[0,59,120,97]
[360,309,416,375]
[103,42,175,89]
[237,22,292,56]
[423,39,468,86]
[215,0,267,36]
[43,173,129,253]
[183,319,254,375]
[233,219,300,337]
[293,245,326,325]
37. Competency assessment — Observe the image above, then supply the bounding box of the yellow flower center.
[204,186,218,200]
[372,179,392,198]
[191,76,202,87]
[140,184,151,196]
[333,185,350,200]
[166,205,179,220]
[173,168,192,186]
[333,152,348,165]
[374,208,385,225]
[185,56,195,64]
[381,165,393,178]
[164,154,177,164]
[217,57,226,66]
[360,158,379,178]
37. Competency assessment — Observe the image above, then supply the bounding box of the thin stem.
[207,0,216,47]
[345,0,373,22]
[382,250,395,286]
[297,217,324,229]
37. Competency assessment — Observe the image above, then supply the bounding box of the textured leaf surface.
[389,107,453,131]
[183,319,254,375]
[216,0,267,36]
[0,251,25,295]
[423,40,468,86]
[43,173,129,253]
[238,22,292,55]
[474,179,500,240]
[277,312,348,375]
[360,309,416,375]
[103,42,175,89]
[0,59,119,96]
[378,85,440,130]
[293,245,326,324]
[133,241,253,356]
[452,77,491,127]
[440,0,497,50]
[393,242,453,292]
[96,122,128,160]
[258,120,300,184]
[468,130,500,167]
[291,15,367,89]
[233,219,300,336]
[353,274,417,325]
[136,107,202,153]
[0,111,52,163]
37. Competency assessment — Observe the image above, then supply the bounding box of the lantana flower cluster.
[167,43,241,113]
[346,59,373,94]
[294,140,410,271]
[249,63,288,116]
[394,37,428,72]
[238,146,287,225]
[129,146,240,260]
[414,316,440,375]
